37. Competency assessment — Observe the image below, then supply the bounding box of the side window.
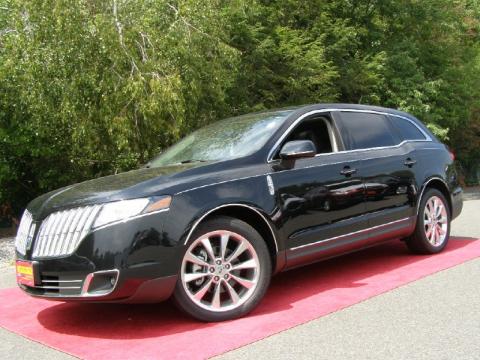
[389,116,426,141]
[277,116,336,158]
[339,112,398,150]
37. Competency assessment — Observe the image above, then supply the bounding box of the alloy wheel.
[423,195,448,247]
[180,230,260,312]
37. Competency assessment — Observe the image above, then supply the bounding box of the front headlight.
[92,196,172,229]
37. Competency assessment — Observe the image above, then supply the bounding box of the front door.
[268,113,368,267]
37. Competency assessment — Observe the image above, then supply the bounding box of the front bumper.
[17,209,181,303]
[18,266,178,303]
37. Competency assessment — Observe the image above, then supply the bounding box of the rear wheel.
[173,216,272,322]
[406,188,451,254]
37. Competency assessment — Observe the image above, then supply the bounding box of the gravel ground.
[0,237,14,268]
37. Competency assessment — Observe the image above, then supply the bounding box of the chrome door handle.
[404,158,417,167]
[340,167,357,176]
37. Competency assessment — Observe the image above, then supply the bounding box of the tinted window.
[339,112,397,150]
[280,116,333,156]
[390,117,426,141]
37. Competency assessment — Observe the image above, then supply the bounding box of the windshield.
[149,110,293,167]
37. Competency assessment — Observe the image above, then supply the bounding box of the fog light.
[82,269,119,296]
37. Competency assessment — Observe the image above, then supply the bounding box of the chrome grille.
[32,205,102,258]
[15,210,35,255]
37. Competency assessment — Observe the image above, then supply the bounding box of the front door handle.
[404,158,417,167]
[340,167,357,176]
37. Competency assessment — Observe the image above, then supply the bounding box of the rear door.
[334,111,418,235]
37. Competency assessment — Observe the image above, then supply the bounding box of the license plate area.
[16,260,35,287]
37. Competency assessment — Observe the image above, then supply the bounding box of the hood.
[27,163,200,219]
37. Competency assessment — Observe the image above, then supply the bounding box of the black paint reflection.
[278,179,365,221]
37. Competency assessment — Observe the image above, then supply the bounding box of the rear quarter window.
[338,112,398,150]
[389,116,427,141]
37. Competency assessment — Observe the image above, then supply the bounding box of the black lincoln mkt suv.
[15,104,463,321]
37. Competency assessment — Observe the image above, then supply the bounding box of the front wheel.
[406,188,451,254]
[173,216,272,322]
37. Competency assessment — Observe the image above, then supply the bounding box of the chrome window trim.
[183,203,278,252]
[175,138,446,197]
[267,108,432,162]
[290,217,413,251]
[175,108,435,195]
[175,147,429,196]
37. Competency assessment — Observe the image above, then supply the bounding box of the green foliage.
[0,0,239,211]
[1,0,479,213]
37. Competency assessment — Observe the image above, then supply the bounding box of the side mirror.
[279,140,316,160]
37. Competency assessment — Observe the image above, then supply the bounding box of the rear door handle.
[340,167,357,176]
[404,158,417,167]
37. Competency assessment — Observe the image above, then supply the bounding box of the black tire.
[406,188,451,254]
[173,216,272,322]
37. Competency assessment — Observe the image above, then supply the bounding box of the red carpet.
[0,238,479,359]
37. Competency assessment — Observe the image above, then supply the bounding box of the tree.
[0,0,239,212]
[1,0,479,215]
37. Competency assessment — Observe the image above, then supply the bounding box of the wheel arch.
[417,177,452,215]
[183,204,282,273]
